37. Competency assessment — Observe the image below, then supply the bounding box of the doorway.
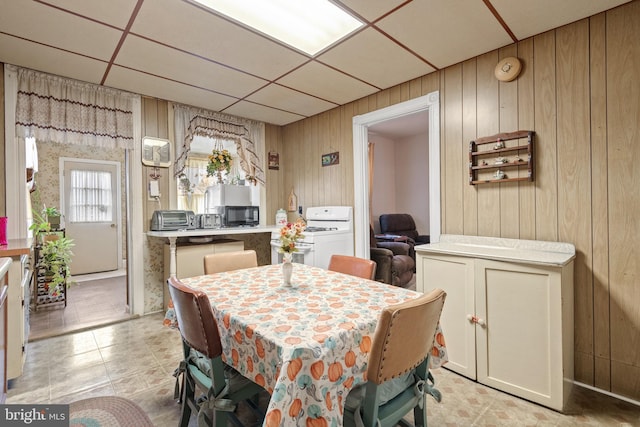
[352,92,441,258]
[61,158,122,275]
[368,110,430,235]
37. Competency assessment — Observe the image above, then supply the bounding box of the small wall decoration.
[321,151,339,167]
[268,151,279,170]
[287,188,297,212]
[494,57,522,82]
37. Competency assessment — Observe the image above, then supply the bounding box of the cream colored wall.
[396,132,429,234]
[278,3,640,401]
[370,134,396,233]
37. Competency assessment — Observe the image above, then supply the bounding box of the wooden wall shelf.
[469,131,534,185]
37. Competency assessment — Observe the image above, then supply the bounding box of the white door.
[416,253,477,379]
[62,159,120,275]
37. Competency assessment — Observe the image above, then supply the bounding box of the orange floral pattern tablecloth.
[176,263,448,427]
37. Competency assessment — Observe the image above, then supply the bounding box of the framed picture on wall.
[269,151,279,170]
[321,151,339,167]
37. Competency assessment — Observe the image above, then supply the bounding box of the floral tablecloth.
[169,263,448,427]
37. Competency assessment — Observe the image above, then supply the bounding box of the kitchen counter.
[147,226,278,279]
[415,234,575,266]
[0,238,32,257]
[146,226,278,239]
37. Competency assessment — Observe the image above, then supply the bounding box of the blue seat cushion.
[188,349,252,388]
[345,370,415,411]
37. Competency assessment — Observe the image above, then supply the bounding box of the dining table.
[167,263,448,427]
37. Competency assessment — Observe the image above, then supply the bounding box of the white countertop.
[147,226,279,239]
[416,234,575,266]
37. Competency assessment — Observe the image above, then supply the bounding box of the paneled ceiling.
[0,0,631,126]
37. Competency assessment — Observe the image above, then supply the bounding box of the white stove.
[271,206,354,269]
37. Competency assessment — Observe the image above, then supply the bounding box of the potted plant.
[38,234,75,297]
[29,209,51,237]
[29,206,63,238]
[43,206,62,230]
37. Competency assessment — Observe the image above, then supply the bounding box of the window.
[177,136,257,213]
[68,170,113,223]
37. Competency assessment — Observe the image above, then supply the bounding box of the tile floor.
[29,269,134,341]
[7,313,640,426]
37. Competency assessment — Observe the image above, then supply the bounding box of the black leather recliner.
[379,213,430,246]
[379,214,430,263]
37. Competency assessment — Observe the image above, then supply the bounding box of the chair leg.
[413,396,427,427]
[179,373,194,427]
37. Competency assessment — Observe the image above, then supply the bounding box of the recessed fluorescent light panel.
[193,0,364,55]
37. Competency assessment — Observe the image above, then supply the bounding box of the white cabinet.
[416,235,575,412]
[163,239,244,309]
[0,240,32,380]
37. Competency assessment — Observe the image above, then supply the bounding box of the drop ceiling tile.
[115,35,267,98]
[224,101,306,126]
[246,84,337,118]
[376,0,513,69]
[318,27,435,89]
[492,0,632,40]
[0,34,107,85]
[40,0,140,28]
[339,0,408,22]
[132,0,309,81]
[0,0,122,62]
[106,66,238,113]
[277,61,379,105]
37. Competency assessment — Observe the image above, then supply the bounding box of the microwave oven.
[222,206,259,227]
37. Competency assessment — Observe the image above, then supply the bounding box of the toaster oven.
[151,210,196,231]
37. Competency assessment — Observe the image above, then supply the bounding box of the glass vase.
[282,252,293,286]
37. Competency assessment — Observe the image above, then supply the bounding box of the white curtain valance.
[173,104,265,185]
[14,66,136,149]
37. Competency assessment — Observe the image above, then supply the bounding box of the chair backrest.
[328,254,377,280]
[379,213,419,240]
[167,276,222,359]
[203,249,258,275]
[368,288,446,384]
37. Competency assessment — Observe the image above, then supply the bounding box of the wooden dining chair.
[168,277,264,427]
[343,288,446,427]
[203,250,258,275]
[328,254,377,280]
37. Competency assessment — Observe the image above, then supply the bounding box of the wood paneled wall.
[141,97,170,229]
[277,2,640,401]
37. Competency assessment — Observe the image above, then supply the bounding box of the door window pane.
[68,170,113,223]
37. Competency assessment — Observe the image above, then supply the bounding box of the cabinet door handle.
[466,314,487,327]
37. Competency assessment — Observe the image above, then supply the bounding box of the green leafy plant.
[42,206,62,230]
[30,206,63,236]
[42,206,60,217]
[29,209,52,235]
[39,234,75,296]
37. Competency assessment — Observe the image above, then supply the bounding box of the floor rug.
[69,396,154,427]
